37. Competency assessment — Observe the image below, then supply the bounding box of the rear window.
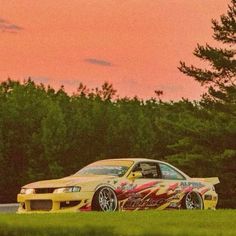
[159,163,185,180]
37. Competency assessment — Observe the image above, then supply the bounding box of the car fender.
[94,183,117,192]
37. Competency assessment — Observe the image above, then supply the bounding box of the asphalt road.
[0,204,19,213]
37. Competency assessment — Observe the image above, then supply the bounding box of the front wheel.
[92,187,118,212]
[182,192,204,210]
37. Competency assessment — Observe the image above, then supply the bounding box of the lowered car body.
[17,158,219,212]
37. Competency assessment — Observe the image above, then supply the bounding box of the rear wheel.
[92,187,118,211]
[182,192,203,210]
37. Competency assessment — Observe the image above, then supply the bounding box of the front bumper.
[17,191,94,213]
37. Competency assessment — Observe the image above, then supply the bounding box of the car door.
[122,161,162,210]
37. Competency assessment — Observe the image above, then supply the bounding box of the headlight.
[20,188,35,194]
[54,186,81,193]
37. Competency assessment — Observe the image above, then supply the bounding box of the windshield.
[74,160,134,177]
[76,165,129,177]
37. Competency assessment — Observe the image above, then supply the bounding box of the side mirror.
[128,171,143,180]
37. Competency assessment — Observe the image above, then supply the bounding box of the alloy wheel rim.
[98,187,117,211]
[185,192,202,209]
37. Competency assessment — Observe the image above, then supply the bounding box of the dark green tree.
[179,0,236,104]
[178,0,236,207]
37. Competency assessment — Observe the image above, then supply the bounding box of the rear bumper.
[203,192,218,210]
[17,192,94,213]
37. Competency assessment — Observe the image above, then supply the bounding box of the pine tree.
[179,0,236,104]
[178,1,236,207]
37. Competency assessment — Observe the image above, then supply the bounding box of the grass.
[0,210,235,236]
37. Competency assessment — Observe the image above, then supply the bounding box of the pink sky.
[0,0,229,100]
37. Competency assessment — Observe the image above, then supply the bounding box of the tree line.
[0,0,235,207]
[0,78,235,207]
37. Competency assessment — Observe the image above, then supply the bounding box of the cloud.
[31,76,50,84]
[159,84,183,93]
[84,58,113,67]
[0,17,24,33]
[0,18,7,23]
[59,79,80,86]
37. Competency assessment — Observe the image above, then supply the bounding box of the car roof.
[99,158,162,162]
[95,158,190,179]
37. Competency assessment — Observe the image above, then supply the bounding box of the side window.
[133,162,161,179]
[159,163,185,180]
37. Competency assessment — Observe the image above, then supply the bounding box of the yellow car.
[17,158,219,212]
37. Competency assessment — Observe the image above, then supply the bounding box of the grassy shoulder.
[0,210,235,236]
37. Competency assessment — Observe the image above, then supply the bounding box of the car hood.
[23,175,116,189]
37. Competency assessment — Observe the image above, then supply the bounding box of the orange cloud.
[84,58,113,67]
[0,17,23,33]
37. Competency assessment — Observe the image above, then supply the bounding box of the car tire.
[182,191,204,210]
[92,186,118,212]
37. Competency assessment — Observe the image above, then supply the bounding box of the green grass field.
[0,210,235,236]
